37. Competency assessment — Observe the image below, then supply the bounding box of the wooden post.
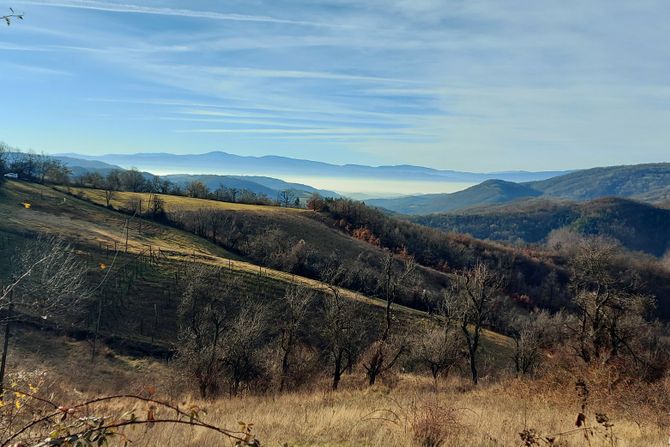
[152,303,158,343]
[0,289,14,396]
[91,296,103,362]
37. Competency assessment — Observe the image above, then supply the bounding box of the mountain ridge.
[54,150,570,184]
[369,163,670,214]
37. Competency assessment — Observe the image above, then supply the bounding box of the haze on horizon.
[1,0,670,172]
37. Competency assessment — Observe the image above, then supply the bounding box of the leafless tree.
[175,265,230,399]
[277,284,313,391]
[413,325,463,382]
[319,262,365,390]
[441,262,505,384]
[509,315,543,376]
[568,237,654,363]
[362,253,416,386]
[306,193,325,211]
[277,189,296,208]
[118,168,146,192]
[186,180,209,199]
[146,193,165,219]
[0,143,7,183]
[220,305,267,396]
[2,8,23,26]
[103,188,115,208]
[0,236,90,393]
[176,266,266,397]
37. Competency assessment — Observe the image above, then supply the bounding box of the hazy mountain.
[53,154,338,199]
[411,197,670,256]
[56,151,568,184]
[370,163,670,214]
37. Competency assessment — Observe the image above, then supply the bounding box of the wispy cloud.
[3,0,670,170]
[1,62,72,76]
[17,0,341,27]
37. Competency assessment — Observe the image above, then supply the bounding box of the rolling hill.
[4,180,513,356]
[369,163,670,214]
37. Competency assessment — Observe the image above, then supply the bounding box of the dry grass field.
[5,328,665,447]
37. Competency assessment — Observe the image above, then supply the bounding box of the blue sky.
[1,0,669,171]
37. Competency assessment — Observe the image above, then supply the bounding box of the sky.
[1,0,669,171]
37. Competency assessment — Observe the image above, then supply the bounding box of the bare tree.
[119,168,146,192]
[568,237,654,363]
[0,236,89,393]
[175,265,230,399]
[176,266,266,397]
[413,325,462,382]
[442,262,505,384]
[146,193,165,219]
[362,253,416,386]
[220,305,267,396]
[319,262,365,390]
[509,315,543,376]
[0,143,7,184]
[277,284,313,391]
[306,193,325,211]
[277,189,296,208]
[2,8,23,26]
[186,181,209,199]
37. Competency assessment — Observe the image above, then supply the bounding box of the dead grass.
[2,328,664,447]
[60,186,306,214]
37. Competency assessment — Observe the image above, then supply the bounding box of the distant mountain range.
[53,155,339,200]
[55,151,569,185]
[369,163,670,214]
[411,197,670,256]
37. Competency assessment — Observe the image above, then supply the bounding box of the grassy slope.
[59,186,454,299]
[0,180,513,356]
[59,186,382,262]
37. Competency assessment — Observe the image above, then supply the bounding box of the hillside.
[0,183,397,313]
[0,181,507,349]
[411,197,670,256]
[368,162,670,214]
[368,180,541,214]
[528,162,670,201]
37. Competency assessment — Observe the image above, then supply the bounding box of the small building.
[3,173,19,179]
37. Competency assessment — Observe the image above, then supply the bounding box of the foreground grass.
[3,327,664,446]
[108,376,660,447]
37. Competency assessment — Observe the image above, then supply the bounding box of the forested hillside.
[412,197,670,256]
